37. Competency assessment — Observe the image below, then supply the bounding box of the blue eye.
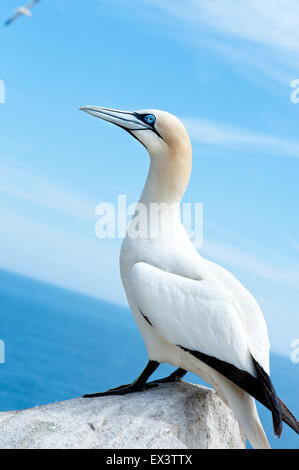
[144,114,156,125]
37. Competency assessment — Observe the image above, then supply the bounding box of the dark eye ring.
[144,114,156,125]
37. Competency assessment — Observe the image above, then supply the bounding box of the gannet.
[80,106,299,449]
[4,0,41,27]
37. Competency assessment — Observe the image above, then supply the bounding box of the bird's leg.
[147,367,187,385]
[83,360,160,398]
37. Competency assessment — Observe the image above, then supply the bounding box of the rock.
[0,382,245,449]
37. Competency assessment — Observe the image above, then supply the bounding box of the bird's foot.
[147,368,187,386]
[82,381,158,398]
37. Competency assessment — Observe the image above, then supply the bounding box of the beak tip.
[79,106,95,113]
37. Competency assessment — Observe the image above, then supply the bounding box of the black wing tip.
[278,398,299,436]
[251,357,283,438]
[4,18,13,26]
[178,346,298,439]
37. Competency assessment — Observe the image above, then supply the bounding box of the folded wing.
[130,261,284,436]
[131,261,261,376]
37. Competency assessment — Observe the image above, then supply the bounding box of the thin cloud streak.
[201,239,299,289]
[129,0,299,82]
[183,117,299,158]
[206,220,299,269]
[286,236,299,255]
[164,0,299,55]
[0,159,95,221]
[0,205,125,304]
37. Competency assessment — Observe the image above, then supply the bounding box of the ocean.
[0,268,298,449]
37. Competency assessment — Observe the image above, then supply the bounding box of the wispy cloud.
[196,219,299,289]
[122,0,299,83]
[157,0,299,54]
[286,236,299,255]
[206,220,299,269]
[201,239,299,289]
[0,158,95,221]
[0,204,124,304]
[183,117,299,158]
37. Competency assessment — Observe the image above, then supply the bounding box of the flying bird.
[80,106,299,449]
[4,0,41,27]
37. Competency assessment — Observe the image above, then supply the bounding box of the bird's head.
[80,106,192,202]
[80,106,191,157]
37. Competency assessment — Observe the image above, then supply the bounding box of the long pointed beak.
[79,106,149,132]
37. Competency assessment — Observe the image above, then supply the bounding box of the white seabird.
[80,106,299,449]
[4,0,41,27]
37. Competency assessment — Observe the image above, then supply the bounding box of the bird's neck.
[127,147,192,241]
[139,147,192,207]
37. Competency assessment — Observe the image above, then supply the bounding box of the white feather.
[131,261,259,377]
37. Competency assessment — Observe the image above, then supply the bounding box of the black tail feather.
[278,398,299,435]
[252,357,283,437]
[180,346,298,438]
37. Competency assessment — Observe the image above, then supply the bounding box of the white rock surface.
[0,382,245,449]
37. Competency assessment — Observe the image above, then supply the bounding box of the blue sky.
[0,0,299,358]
